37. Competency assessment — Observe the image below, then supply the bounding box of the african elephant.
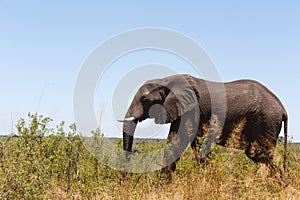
[119,74,288,178]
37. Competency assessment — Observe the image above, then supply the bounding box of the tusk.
[117,117,136,122]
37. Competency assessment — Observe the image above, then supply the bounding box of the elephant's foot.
[267,163,288,187]
[257,163,288,187]
[199,157,209,164]
[160,162,176,183]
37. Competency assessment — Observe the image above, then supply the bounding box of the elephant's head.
[119,74,198,152]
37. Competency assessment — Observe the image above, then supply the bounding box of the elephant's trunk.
[123,118,137,152]
[122,102,143,152]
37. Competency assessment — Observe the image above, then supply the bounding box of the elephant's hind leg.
[245,133,285,183]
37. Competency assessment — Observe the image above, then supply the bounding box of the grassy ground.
[0,114,299,199]
[96,142,300,200]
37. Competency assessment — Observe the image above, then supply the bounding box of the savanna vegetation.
[0,113,299,199]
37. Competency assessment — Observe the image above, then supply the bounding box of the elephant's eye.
[141,96,149,102]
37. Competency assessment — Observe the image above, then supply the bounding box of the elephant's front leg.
[191,136,211,164]
[160,121,180,181]
[191,133,201,163]
[161,113,196,181]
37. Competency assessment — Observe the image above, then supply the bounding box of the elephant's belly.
[217,129,248,150]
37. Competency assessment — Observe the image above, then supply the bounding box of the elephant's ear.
[162,75,199,123]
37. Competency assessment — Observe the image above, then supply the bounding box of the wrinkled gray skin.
[121,74,288,178]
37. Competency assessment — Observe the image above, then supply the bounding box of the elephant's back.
[193,77,287,118]
[224,79,287,117]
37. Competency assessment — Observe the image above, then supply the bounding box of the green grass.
[0,113,299,199]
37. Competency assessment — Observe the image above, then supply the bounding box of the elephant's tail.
[283,113,288,171]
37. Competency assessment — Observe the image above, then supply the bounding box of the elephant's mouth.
[154,112,167,124]
[149,104,168,124]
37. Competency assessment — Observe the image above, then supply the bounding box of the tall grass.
[0,113,299,199]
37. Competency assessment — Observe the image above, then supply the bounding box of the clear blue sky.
[0,1,299,141]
